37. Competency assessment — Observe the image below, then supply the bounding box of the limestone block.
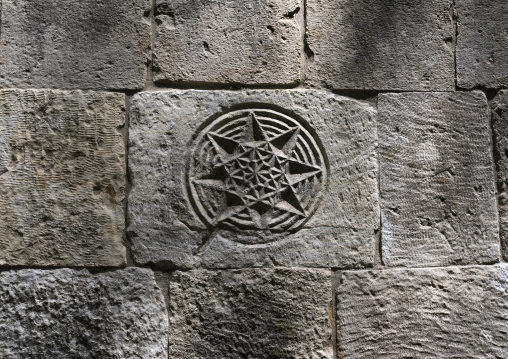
[153,0,302,85]
[0,90,126,266]
[456,0,508,88]
[128,90,379,269]
[169,268,332,358]
[0,268,168,358]
[338,265,508,358]
[379,92,499,267]
[493,91,508,260]
[0,0,150,90]
[306,0,455,91]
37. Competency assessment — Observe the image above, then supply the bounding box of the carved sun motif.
[187,108,326,234]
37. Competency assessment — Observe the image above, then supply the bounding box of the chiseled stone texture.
[0,0,150,90]
[456,0,508,89]
[379,92,499,267]
[153,0,302,85]
[0,268,168,358]
[0,90,126,266]
[493,91,508,260]
[306,0,454,91]
[129,90,379,269]
[169,268,332,358]
[338,265,508,358]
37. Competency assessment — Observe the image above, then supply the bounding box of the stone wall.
[0,0,507,358]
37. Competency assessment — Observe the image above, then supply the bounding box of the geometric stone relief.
[128,90,379,269]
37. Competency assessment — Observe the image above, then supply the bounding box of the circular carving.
[186,108,327,237]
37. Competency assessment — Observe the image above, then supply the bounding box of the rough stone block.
[338,265,508,358]
[456,0,508,88]
[153,0,302,85]
[0,268,168,358]
[493,91,508,260]
[128,90,379,269]
[0,90,126,266]
[379,92,499,267]
[169,268,332,358]
[306,0,455,91]
[0,0,150,90]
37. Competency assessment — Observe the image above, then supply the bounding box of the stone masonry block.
[0,0,150,90]
[128,90,379,269]
[0,268,168,358]
[493,91,508,260]
[168,268,332,358]
[153,0,302,85]
[0,90,126,266]
[338,265,508,358]
[456,0,508,89]
[306,0,455,91]
[379,92,499,267]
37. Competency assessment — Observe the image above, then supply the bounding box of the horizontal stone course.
[0,268,168,358]
[168,268,332,358]
[0,89,126,267]
[379,91,499,267]
[338,264,508,358]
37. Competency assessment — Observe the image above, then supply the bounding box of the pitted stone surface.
[153,0,302,85]
[0,90,126,267]
[0,268,168,358]
[0,0,150,90]
[128,90,378,269]
[493,91,508,260]
[456,1,508,89]
[306,0,454,91]
[379,92,499,267]
[338,265,508,358]
[169,268,332,358]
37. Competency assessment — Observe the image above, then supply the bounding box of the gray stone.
[0,90,126,266]
[0,268,168,358]
[306,0,455,91]
[337,265,508,358]
[456,0,508,89]
[153,0,302,85]
[379,92,499,267]
[493,91,508,260]
[128,90,379,269]
[169,268,332,358]
[0,0,150,90]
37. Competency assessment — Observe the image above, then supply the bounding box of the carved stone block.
[128,90,379,269]
[0,268,168,358]
[493,91,508,260]
[0,0,150,90]
[153,0,302,85]
[168,268,332,358]
[306,0,455,91]
[338,265,508,358]
[0,90,126,266]
[456,0,508,88]
[379,92,499,267]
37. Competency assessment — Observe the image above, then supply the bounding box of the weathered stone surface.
[0,90,126,266]
[0,0,150,90]
[153,0,302,85]
[169,268,332,358]
[306,0,454,91]
[0,268,168,358]
[338,265,508,358]
[379,92,499,267]
[456,1,508,89]
[128,90,378,269]
[493,91,508,260]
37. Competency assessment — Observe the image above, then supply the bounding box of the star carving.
[191,112,322,230]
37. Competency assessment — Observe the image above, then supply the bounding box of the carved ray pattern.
[187,109,326,233]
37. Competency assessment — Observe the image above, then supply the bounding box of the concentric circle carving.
[186,108,327,235]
